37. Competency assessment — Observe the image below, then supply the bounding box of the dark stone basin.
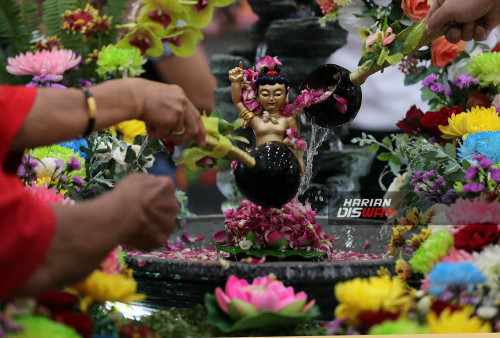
[126,215,394,321]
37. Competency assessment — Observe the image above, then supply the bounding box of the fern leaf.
[43,0,84,52]
[102,0,131,43]
[0,0,31,55]
[19,0,41,35]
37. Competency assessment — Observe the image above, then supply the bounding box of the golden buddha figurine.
[228,58,306,164]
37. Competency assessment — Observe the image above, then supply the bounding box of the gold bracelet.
[238,109,254,129]
[81,89,96,137]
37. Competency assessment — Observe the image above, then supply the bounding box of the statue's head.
[255,66,290,112]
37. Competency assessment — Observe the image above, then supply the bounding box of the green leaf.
[382,136,393,149]
[444,143,457,159]
[388,40,405,55]
[215,243,325,260]
[93,177,114,188]
[389,161,401,176]
[366,143,380,152]
[125,147,137,163]
[376,152,392,161]
[389,155,401,165]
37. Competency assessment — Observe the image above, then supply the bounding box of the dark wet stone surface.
[127,215,393,321]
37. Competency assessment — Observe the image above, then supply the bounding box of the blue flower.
[428,262,486,297]
[58,137,89,161]
[457,131,500,163]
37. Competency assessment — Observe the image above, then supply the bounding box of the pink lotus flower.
[256,55,282,73]
[215,275,315,320]
[7,48,81,82]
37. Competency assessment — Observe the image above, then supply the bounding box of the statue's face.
[258,84,288,112]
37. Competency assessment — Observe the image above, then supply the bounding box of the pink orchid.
[215,275,315,320]
[7,48,81,82]
[256,55,282,73]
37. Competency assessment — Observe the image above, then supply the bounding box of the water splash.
[255,43,268,63]
[296,121,329,197]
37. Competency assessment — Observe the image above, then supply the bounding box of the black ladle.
[302,27,447,128]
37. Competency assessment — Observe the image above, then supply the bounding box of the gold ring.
[170,127,186,136]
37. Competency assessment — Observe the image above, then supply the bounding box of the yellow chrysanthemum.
[67,270,145,312]
[439,106,500,139]
[105,119,147,144]
[334,275,415,325]
[427,307,492,333]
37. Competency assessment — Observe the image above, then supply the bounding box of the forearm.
[17,195,131,295]
[10,78,142,151]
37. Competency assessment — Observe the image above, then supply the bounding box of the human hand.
[426,0,500,43]
[111,173,179,251]
[134,79,206,146]
[228,61,244,83]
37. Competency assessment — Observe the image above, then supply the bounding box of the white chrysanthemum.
[473,245,500,288]
[336,0,374,35]
[334,0,352,6]
[35,157,63,179]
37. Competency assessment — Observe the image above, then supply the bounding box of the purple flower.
[462,182,485,193]
[441,189,456,203]
[17,165,26,177]
[411,171,422,185]
[436,177,446,186]
[61,174,68,182]
[72,175,84,186]
[422,74,439,87]
[452,74,479,89]
[422,170,436,181]
[479,158,494,170]
[430,82,445,93]
[66,156,82,171]
[55,159,64,169]
[490,168,500,183]
[27,157,38,168]
[444,87,452,97]
[465,166,479,180]
[473,153,486,162]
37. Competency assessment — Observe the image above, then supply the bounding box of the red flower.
[396,105,426,136]
[431,299,463,317]
[492,42,500,53]
[53,312,93,338]
[454,224,500,252]
[119,321,158,338]
[420,107,462,137]
[36,290,79,314]
[161,140,175,154]
[358,310,400,333]
[466,91,492,109]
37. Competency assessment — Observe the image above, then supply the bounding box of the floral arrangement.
[214,199,337,260]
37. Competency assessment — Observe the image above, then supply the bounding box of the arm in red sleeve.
[0,85,56,299]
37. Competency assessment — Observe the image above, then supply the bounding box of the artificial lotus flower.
[334,275,414,325]
[6,48,81,82]
[427,307,492,333]
[215,274,315,321]
[67,270,145,313]
[439,106,500,139]
[468,51,500,89]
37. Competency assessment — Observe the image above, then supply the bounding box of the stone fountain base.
[126,215,394,321]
